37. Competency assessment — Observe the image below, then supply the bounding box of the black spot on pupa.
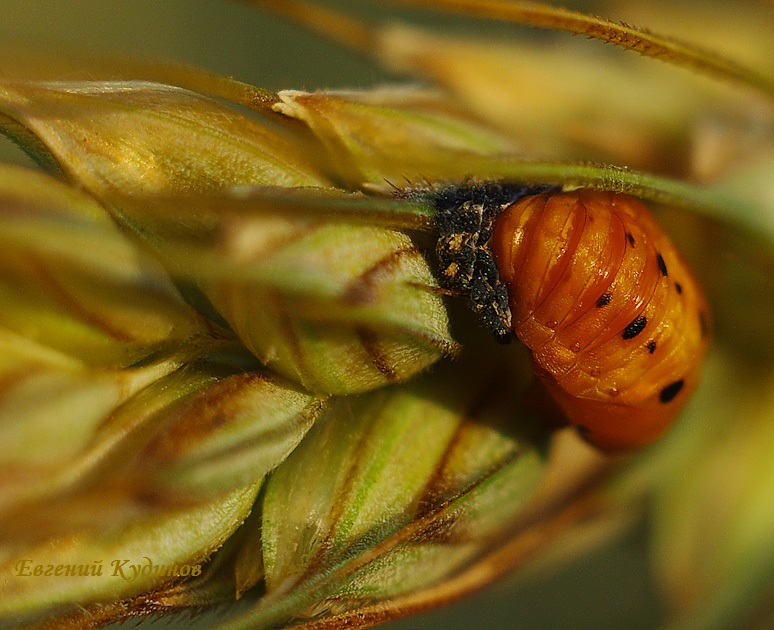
[675,282,683,294]
[660,379,684,403]
[626,233,636,246]
[596,292,613,308]
[647,340,657,354]
[656,253,668,277]
[622,315,647,340]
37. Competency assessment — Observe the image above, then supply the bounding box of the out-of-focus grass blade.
[246,0,774,97]
[408,159,767,236]
[109,186,437,235]
[611,348,774,630]
[0,165,211,367]
[0,326,179,516]
[382,0,774,99]
[372,24,711,172]
[591,0,774,72]
[119,145,767,242]
[657,360,774,629]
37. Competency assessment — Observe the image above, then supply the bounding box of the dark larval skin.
[434,183,555,343]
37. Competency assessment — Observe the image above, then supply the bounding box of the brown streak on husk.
[23,255,139,343]
[415,365,517,517]
[356,327,401,381]
[291,486,611,629]
[138,372,272,462]
[283,398,380,590]
[343,246,419,305]
[271,290,313,387]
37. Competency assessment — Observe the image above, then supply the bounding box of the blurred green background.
[0,1,680,628]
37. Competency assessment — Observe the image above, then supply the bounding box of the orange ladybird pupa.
[435,185,711,451]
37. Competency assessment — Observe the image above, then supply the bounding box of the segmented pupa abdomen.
[491,190,711,450]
